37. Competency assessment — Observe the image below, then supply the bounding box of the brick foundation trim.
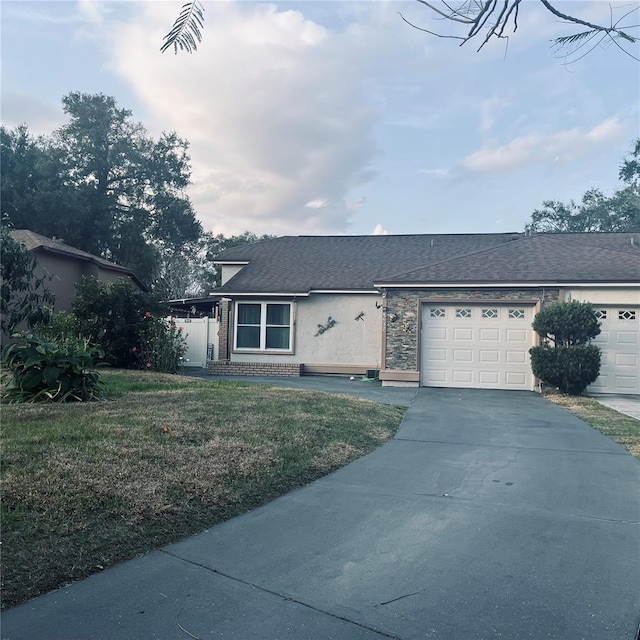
[208,361,303,377]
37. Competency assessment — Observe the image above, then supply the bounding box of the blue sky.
[2,1,639,237]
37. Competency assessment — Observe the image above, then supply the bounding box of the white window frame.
[233,301,294,352]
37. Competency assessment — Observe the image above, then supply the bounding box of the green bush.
[529,345,601,395]
[73,277,168,368]
[532,300,600,346]
[1,333,104,403]
[1,224,54,339]
[530,300,601,395]
[137,314,188,374]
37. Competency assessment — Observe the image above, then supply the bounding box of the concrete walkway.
[3,383,639,640]
[592,394,640,420]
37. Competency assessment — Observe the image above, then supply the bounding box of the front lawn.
[1,370,406,608]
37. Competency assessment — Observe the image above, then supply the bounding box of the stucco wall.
[383,288,561,371]
[230,293,383,368]
[36,251,141,313]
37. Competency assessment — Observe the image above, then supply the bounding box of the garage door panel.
[479,371,499,384]
[425,370,447,384]
[616,331,638,344]
[506,351,526,364]
[452,370,472,383]
[506,329,527,342]
[505,371,527,386]
[479,350,499,363]
[616,353,638,367]
[615,376,639,391]
[421,303,533,391]
[588,307,639,395]
[427,327,447,341]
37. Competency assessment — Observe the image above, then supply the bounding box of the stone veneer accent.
[384,288,560,371]
[208,361,303,377]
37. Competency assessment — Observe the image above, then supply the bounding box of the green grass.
[1,370,406,609]
[545,392,640,459]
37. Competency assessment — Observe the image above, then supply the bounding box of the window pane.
[237,326,260,348]
[266,327,290,349]
[266,304,290,326]
[238,303,261,325]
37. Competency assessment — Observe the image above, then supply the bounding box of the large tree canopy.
[1,93,202,286]
[525,140,640,233]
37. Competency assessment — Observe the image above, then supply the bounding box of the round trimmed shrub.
[529,344,601,395]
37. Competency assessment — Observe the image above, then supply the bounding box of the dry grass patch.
[545,393,640,458]
[1,371,405,608]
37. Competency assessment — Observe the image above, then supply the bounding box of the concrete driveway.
[3,385,639,640]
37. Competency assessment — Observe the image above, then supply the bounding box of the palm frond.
[161,1,205,55]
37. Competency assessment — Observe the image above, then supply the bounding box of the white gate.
[170,317,219,368]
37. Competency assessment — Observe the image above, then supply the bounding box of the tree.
[529,301,601,395]
[162,1,639,61]
[400,1,639,62]
[0,126,79,240]
[2,93,203,286]
[0,224,54,341]
[205,232,277,287]
[525,140,640,233]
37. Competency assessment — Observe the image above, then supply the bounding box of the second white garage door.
[588,307,639,395]
[420,303,535,390]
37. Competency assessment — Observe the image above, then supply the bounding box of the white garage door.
[588,307,639,395]
[420,303,534,390]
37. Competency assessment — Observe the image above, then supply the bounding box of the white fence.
[172,317,219,368]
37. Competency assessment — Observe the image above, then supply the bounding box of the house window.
[508,309,525,319]
[235,302,292,351]
[595,309,607,321]
[430,308,446,318]
[456,308,472,318]
[618,309,637,321]
[482,308,498,319]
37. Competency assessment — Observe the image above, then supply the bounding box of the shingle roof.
[382,233,640,284]
[214,233,523,293]
[214,232,640,293]
[9,229,146,289]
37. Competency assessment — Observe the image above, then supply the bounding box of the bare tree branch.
[406,0,639,61]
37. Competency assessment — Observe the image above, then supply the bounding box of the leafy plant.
[137,314,188,374]
[0,223,54,339]
[529,301,601,395]
[1,333,104,403]
[532,300,600,346]
[73,276,168,368]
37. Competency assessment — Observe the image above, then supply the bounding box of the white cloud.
[100,2,388,235]
[348,197,366,211]
[372,224,390,235]
[417,168,449,177]
[461,117,627,175]
[305,199,329,210]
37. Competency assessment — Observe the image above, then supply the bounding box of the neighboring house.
[210,232,640,395]
[9,229,146,313]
